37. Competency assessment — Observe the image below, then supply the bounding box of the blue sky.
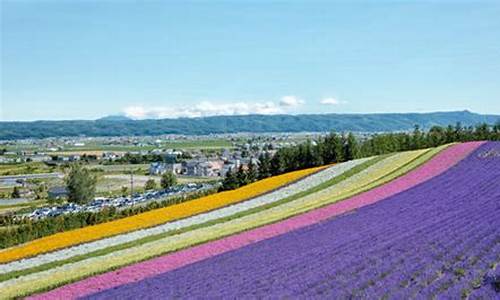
[1,1,500,121]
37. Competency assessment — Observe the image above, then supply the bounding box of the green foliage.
[115,153,166,165]
[11,186,21,198]
[220,168,239,191]
[343,133,359,161]
[160,171,177,189]
[246,161,257,183]
[257,152,271,179]
[65,164,97,204]
[236,165,248,186]
[34,183,48,200]
[121,186,128,196]
[144,178,157,190]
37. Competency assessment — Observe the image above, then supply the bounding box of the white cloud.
[123,101,284,120]
[279,95,304,107]
[320,97,345,105]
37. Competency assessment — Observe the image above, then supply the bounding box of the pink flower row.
[31,141,484,300]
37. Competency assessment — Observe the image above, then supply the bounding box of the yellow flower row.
[0,166,325,264]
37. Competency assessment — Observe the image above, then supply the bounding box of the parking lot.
[25,183,216,220]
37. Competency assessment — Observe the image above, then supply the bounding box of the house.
[149,162,183,175]
[182,160,223,177]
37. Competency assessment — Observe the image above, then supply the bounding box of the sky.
[1,0,500,121]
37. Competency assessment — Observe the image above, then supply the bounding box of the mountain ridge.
[1,110,499,140]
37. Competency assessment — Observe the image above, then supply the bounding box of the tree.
[65,164,97,204]
[221,168,239,191]
[299,140,314,169]
[311,141,324,166]
[493,121,500,141]
[34,183,48,200]
[411,125,424,149]
[343,133,359,161]
[236,165,248,186]
[246,161,258,183]
[270,151,286,175]
[11,186,21,198]
[428,126,446,147]
[322,132,341,163]
[474,123,490,140]
[144,178,157,190]
[121,186,128,196]
[160,171,177,189]
[257,152,272,179]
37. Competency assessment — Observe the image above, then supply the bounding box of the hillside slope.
[85,142,498,299]
[0,142,496,298]
[1,110,499,139]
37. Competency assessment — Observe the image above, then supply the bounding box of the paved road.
[0,173,63,181]
[0,198,32,206]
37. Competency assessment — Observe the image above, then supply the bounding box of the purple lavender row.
[86,142,500,300]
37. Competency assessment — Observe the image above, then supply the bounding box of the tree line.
[221,122,500,189]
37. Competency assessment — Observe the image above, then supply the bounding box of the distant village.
[0,132,338,205]
[0,132,336,175]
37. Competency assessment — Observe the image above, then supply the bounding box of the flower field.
[0,165,324,264]
[69,141,498,300]
[1,141,497,299]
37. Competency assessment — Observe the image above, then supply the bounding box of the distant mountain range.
[1,110,499,140]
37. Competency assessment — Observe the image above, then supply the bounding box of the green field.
[0,163,55,176]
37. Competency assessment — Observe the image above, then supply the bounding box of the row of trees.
[223,122,499,188]
[220,163,258,191]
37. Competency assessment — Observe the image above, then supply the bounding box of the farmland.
[0,141,498,299]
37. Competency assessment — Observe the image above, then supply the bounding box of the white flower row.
[0,158,370,274]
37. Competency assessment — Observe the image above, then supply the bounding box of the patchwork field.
[0,141,498,299]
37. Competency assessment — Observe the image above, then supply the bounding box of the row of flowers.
[1,159,368,274]
[0,166,324,264]
[0,147,452,298]
[30,142,484,300]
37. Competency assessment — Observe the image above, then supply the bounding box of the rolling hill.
[0,141,498,298]
[1,110,499,139]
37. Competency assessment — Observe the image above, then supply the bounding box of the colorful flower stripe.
[0,159,368,275]
[26,142,481,299]
[0,166,324,264]
[82,142,500,299]
[2,148,434,298]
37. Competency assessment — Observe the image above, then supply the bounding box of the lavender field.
[86,142,500,299]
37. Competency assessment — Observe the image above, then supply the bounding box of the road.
[0,173,63,181]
